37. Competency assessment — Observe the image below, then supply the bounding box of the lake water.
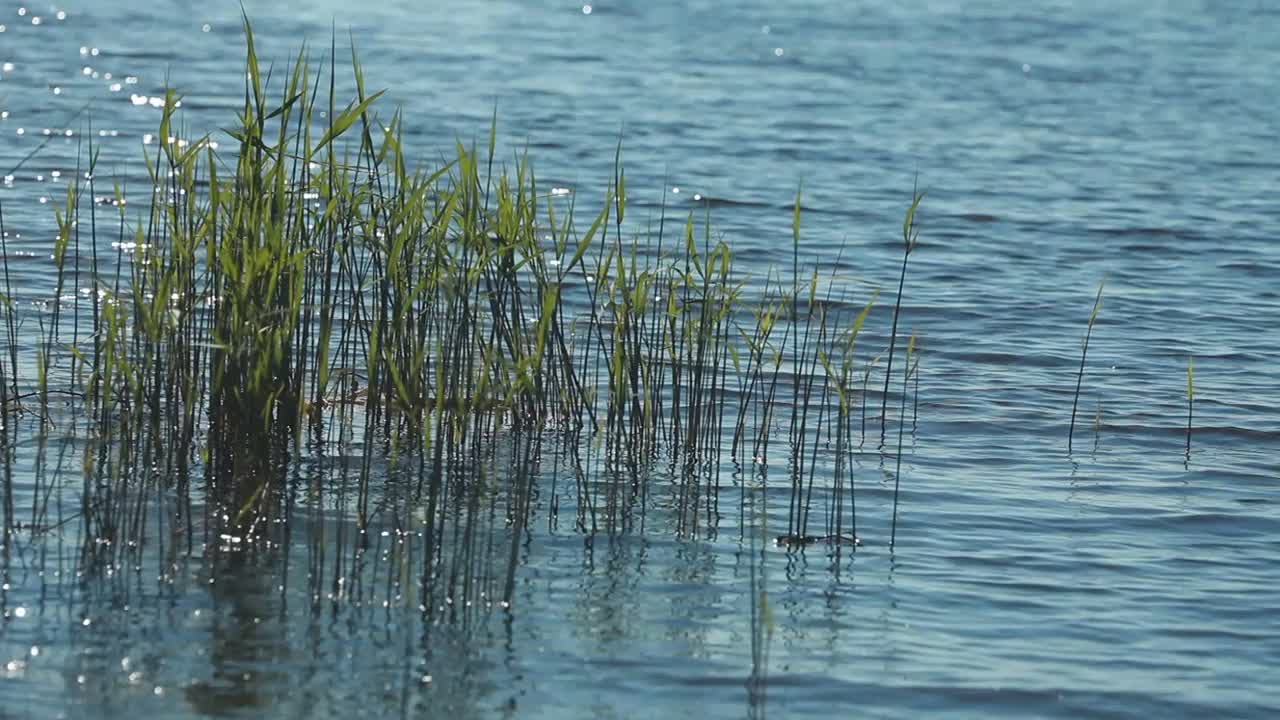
[1,1,1278,718]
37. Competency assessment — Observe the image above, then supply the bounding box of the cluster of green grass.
[0,19,943,595]
[0,21,1209,622]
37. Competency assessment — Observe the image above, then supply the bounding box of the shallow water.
[1,1,1278,718]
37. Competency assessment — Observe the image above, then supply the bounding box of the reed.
[860,352,881,446]
[890,330,917,549]
[0,198,17,403]
[1185,355,1194,457]
[0,19,943,588]
[1068,280,1104,454]
[879,185,924,447]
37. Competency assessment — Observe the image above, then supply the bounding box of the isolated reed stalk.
[792,186,801,321]
[1185,355,1194,456]
[860,353,880,446]
[890,330,916,549]
[0,200,17,403]
[879,187,924,448]
[785,186,803,534]
[1068,280,1104,454]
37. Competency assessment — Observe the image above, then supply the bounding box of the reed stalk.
[879,186,924,447]
[1185,355,1194,457]
[890,330,917,549]
[1068,280,1104,454]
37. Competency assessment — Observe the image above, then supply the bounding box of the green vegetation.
[1068,280,1104,454]
[889,330,917,549]
[0,18,1214,610]
[878,184,923,448]
[0,18,940,582]
[1185,355,1195,457]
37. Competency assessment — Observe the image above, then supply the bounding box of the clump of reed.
[0,19,940,596]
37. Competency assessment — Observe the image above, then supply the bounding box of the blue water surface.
[0,1,1277,718]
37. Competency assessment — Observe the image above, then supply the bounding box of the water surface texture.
[2,1,1278,718]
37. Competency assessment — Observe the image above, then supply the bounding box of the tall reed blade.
[1068,280,1104,454]
[890,330,917,549]
[880,186,923,447]
[1185,354,1194,458]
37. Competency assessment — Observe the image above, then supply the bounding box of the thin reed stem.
[1068,280,1104,454]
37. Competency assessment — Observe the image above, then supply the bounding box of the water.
[2,1,1278,717]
